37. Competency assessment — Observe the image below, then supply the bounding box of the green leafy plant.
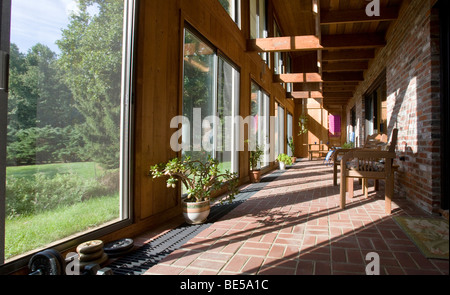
[276,153,293,165]
[248,141,265,171]
[342,142,354,149]
[287,137,295,154]
[298,114,308,135]
[149,156,240,203]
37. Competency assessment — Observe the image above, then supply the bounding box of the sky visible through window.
[11,0,99,54]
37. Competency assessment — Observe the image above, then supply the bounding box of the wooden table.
[308,143,329,160]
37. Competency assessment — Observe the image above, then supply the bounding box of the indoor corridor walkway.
[128,160,448,275]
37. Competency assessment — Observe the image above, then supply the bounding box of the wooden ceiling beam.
[323,101,350,106]
[322,85,357,92]
[287,91,323,99]
[322,49,375,61]
[323,92,354,98]
[321,34,386,49]
[322,81,359,86]
[323,72,364,82]
[247,36,323,52]
[323,99,350,103]
[274,73,323,83]
[320,7,399,25]
[294,82,322,91]
[323,98,350,102]
[322,61,369,72]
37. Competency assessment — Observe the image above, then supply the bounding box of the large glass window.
[278,105,285,156]
[286,55,293,93]
[274,102,285,157]
[250,0,268,65]
[1,0,135,265]
[250,82,269,167]
[274,102,279,157]
[273,21,283,75]
[287,113,293,156]
[182,28,240,175]
[217,57,240,174]
[219,0,241,28]
[365,74,387,136]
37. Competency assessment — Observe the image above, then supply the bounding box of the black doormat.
[107,170,285,275]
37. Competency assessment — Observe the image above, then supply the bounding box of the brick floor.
[139,160,449,275]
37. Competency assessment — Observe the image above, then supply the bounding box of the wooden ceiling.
[270,0,404,107]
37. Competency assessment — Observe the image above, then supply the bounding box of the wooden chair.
[333,133,388,186]
[339,129,398,214]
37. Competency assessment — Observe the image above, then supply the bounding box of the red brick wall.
[345,0,441,214]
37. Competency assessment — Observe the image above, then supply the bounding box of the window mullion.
[0,0,12,267]
[213,54,219,157]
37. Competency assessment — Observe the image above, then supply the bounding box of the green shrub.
[5,170,119,218]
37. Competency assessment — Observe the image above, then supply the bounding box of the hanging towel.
[329,115,341,138]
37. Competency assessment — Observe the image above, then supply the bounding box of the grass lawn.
[5,162,119,261]
[6,162,105,180]
[5,194,120,261]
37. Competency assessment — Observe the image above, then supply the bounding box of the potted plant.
[298,114,308,136]
[276,153,293,170]
[287,137,296,164]
[149,156,240,224]
[248,142,264,183]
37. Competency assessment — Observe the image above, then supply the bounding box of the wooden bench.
[308,143,329,160]
[340,129,398,214]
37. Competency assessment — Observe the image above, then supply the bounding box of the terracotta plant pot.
[291,157,297,164]
[249,170,262,183]
[182,199,210,225]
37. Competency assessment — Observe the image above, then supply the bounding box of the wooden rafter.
[247,36,323,52]
[322,49,375,61]
[295,82,322,91]
[320,7,399,25]
[321,34,386,49]
[287,91,323,99]
[322,72,364,82]
[274,73,323,83]
[322,85,357,92]
[323,92,354,98]
[322,61,369,72]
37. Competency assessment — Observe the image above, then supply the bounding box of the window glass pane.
[278,106,285,155]
[5,0,130,262]
[274,102,279,157]
[182,29,215,163]
[259,0,267,39]
[219,0,240,27]
[250,0,257,39]
[273,22,282,75]
[286,55,292,92]
[216,57,240,173]
[250,0,268,65]
[250,82,269,168]
[287,113,293,156]
[262,92,270,166]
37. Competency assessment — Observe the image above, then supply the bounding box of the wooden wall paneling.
[132,0,300,234]
[136,0,181,220]
[295,99,308,158]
